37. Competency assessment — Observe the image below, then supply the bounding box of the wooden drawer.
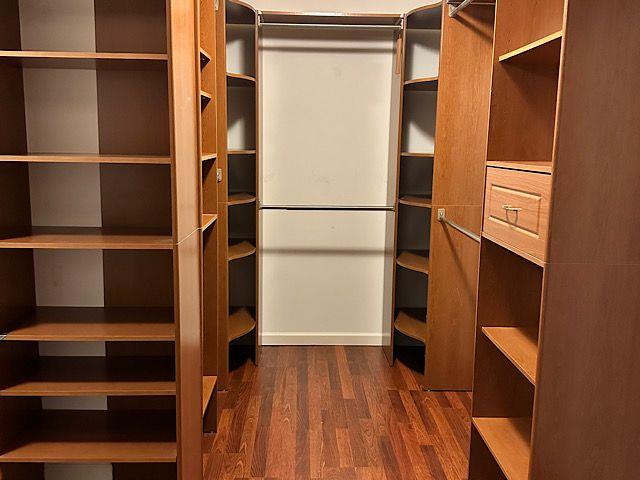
[483,167,551,262]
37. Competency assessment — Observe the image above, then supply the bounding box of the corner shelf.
[404,76,439,91]
[482,327,538,384]
[200,47,212,66]
[201,152,217,161]
[202,214,218,231]
[397,250,430,275]
[228,193,256,206]
[228,308,256,341]
[0,154,171,165]
[200,90,213,108]
[227,72,256,87]
[202,376,217,416]
[0,411,176,463]
[472,417,532,480]
[4,307,175,342]
[228,240,256,261]
[394,310,427,344]
[0,357,175,397]
[399,195,432,208]
[499,30,563,63]
[0,227,173,250]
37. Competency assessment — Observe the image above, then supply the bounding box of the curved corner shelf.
[399,195,432,209]
[394,309,427,344]
[202,214,217,232]
[406,2,443,30]
[228,308,256,342]
[227,0,257,25]
[228,193,256,206]
[228,240,256,261]
[404,76,439,91]
[397,250,430,275]
[227,72,256,87]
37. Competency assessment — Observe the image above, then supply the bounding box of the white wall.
[250,0,438,14]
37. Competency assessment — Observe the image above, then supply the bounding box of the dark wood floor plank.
[209,347,471,479]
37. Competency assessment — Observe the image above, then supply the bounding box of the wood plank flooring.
[204,346,471,480]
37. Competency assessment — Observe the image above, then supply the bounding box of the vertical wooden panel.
[174,231,204,480]
[203,225,218,376]
[167,0,201,243]
[216,205,230,388]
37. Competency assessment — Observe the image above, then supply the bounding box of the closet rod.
[437,208,480,243]
[447,0,495,17]
[260,204,395,212]
[258,22,402,30]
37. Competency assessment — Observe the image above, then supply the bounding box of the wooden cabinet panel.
[483,168,551,262]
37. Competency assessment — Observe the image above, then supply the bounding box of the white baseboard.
[261,332,384,346]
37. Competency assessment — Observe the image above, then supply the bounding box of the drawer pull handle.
[502,205,523,212]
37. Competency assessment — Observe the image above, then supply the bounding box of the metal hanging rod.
[437,208,481,243]
[258,22,402,30]
[447,0,495,18]
[259,204,395,212]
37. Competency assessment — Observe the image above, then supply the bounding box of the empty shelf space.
[229,308,256,342]
[259,11,402,26]
[0,410,176,463]
[202,214,218,231]
[406,3,443,29]
[228,240,256,261]
[0,50,168,69]
[203,376,217,416]
[200,48,212,66]
[202,153,217,161]
[487,160,553,174]
[4,307,175,342]
[482,327,538,384]
[499,30,563,63]
[404,76,439,91]
[227,0,257,25]
[394,310,427,344]
[401,152,434,158]
[228,193,256,206]
[399,195,432,208]
[397,250,429,275]
[472,417,532,480]
[0,227,173,250]
[201,90,213,108]
[0,357,175,397]
[228,149,256,155]
[227,72,256,87]
[0,154,171,165]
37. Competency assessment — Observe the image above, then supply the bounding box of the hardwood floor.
[204,346,471,480]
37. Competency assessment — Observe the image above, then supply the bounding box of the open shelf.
[0,411,176,463]
[228,240,256,261]
[202,376,217,416]
[0,227,173,250]
[5,307,175,342]
[228,193,256,206]
[228,149,256,155]
[0,154,171,165]
[401,152,434,158]
[499,30,563,63]
[0,50,168,69]
[397,250,429,275]
[227,72,256,87]
[227,0,257,25]
[405,3,443,30]
[404,76,439,91]
[200,47,212,66]
[228,308,256,342]
[259,11,402,26]
[472,417,532,480]
[200,90,213,108]
[394,309,427,344]
[201,153,217,162]
[399,195,432,209]
[483,327,538,384]
[202,214,218,232]
[0,357,175,397]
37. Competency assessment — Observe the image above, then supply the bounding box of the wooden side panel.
[216,205,230,388]
[202,225,218,376]
[167,0,200,243]
[174,231,203,480]
[425,5,494,390]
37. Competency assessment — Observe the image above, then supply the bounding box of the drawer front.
[483,167,551,261]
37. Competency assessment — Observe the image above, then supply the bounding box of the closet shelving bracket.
[447,0,496,18]
[437,208,480,243]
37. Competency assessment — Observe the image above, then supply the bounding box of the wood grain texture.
[204,346,472,480]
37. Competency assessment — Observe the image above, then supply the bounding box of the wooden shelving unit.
[216,0,260,390]
[0,1,210,478]
[470,0,640,478]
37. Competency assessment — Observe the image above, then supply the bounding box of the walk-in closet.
[0,0,637,479]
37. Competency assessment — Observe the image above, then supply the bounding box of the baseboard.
[261,332,384,346]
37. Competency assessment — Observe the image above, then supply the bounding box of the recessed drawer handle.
[502,204,523,212]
